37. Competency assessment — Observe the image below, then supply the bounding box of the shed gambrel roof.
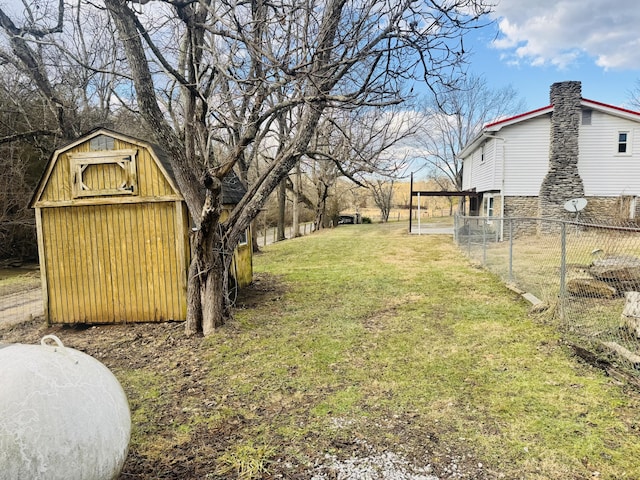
[31,128,247,207]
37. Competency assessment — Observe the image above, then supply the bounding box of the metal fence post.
[467,218,471,256]
[454,215,458,243]
[482,218,487,265]
[559,221,566,320]
[508,218,514,282]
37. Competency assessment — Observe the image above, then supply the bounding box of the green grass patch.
[202,222,640,479]
[214,440,277,479]
[90,221,640,478]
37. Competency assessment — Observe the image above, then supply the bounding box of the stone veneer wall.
[585,197,639,223]
[503,196,539,238]
[538,81,585,229]
[501,196,639,239]
[504,196,538,218]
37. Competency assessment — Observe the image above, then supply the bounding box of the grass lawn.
[2,221,639,479]
[233,222,640,479]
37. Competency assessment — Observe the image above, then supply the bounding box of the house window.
[582,109,592,125]
[69,149,138,198]
[484,195,494,218]
[480,145,485,163]
[618,132,629,154]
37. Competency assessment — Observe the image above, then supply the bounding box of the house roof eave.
[484,105,554,130]
[457,131,486,160]
[581,98,640,122]
[457,105,554,160]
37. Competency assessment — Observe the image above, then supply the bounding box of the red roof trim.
[484,104,553,129]
[581,98,640,117]
[485,98,640,130]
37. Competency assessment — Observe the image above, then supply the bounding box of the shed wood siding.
[33,129,252,325]
[42,202,188,323]
[233,243,253,288]
[219,209,253,288]
[579,111,640,197]
[32,130,190,325]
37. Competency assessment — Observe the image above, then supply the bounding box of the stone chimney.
[538,81,585,223]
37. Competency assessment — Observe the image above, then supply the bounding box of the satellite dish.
[563,198,588,213]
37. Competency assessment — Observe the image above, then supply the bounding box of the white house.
[458,81,640,225]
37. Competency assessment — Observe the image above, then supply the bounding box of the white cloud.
[490,0,640,70]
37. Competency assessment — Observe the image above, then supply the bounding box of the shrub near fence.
[454,215,640,376]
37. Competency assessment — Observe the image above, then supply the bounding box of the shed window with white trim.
[69,150,138,198]
[238,229,248,246]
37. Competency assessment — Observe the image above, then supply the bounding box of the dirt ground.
[0,318,210,478]
[0,286,42,326]
[0,275,491,480]
[0,280,256,478]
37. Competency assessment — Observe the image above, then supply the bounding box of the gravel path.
[307,439,489,480]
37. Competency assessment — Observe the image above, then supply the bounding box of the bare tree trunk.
[315,184,330,229]
[277,179,286,241]
[185,249,203,335]
[200,262,225,335]
[184,182,227,335]
[0,8,76,140]
[292,163,301,237]
[250,219,260,253]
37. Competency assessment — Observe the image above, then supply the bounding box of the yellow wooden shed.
[31,128,252,325]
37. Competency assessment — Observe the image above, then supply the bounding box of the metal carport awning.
[409,172,480,234]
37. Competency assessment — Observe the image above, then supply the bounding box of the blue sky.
[2,0,636,113]
[465,0,640,111]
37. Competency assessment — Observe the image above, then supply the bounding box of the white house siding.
[461,154,474,190]
[461,115,551,196]
[462,140,496,192]
[501,115,551,196]
[579,110,640,197]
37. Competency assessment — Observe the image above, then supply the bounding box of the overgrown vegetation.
[2,223,639,479]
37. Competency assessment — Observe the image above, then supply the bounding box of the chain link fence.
[454,215,640,376]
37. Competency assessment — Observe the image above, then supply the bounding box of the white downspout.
[417,192,421,235]
[484,133,507,240]
[500,138,506,241]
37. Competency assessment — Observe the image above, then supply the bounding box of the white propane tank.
[0,335,131,480]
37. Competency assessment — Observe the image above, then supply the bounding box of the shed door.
[42,202,187,323]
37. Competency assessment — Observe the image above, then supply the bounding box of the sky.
[1,0,636,115]
[465,0,640,111]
